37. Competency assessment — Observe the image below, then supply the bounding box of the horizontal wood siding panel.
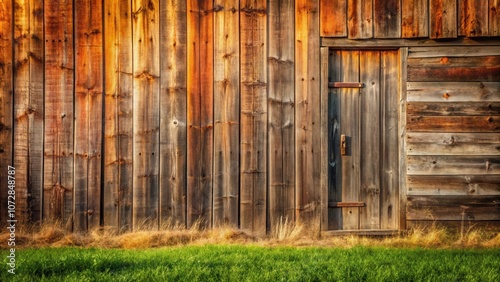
[407,220,500,230]
[407,175,500,196]
[407,156,500,175]
[407,82,500,102]
[407,195,500,221]
[407,132,500,156]
[407,116,500,132]
[407,102,500,116]
[408,46,500,58]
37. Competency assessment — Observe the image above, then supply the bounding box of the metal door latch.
[341,134,346,155]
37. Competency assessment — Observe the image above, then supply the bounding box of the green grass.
[2,246,500,281]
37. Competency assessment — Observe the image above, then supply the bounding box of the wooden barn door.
[328,50,399,231]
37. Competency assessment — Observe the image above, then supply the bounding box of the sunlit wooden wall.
[0,0,499,233]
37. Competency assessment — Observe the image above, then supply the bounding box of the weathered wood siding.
[406,46,500,225]
[321,0,500,38]
[1,1,499,232]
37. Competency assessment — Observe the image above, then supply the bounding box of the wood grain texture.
[407,82,500,102]
[407,195,500,221]
[407,102,500,116]
[407,175,500,196]
[74,0,103,232]
[429,0,457,38]
[407,116,500,132]
[132,0,160,229]
[268,0,295,234]
[398,47,408,230]
[0,0,13,226]
[374,0,401,38]
[407,132,500,156]
[408,46,500,58]
[162,0,187,228]
[459,0,489,37]
[359,51,381,230]
[407,156,500,175]
[402,0,428,38]
[339,51,360,230]
[13,0,44,224]
[213,0,240,228]
[491,0,500,36]
[296,0,321,224]
[44,0,75,226]
[320,0,347,37]
[187,0,213,229]
[407,56,500,82]
[348,0,373,39]
[320,48,329,230]
[104,0,134,231]
[240,0,267,235]
[380,51,399,230]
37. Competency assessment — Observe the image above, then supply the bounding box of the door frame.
[319,47,407,232]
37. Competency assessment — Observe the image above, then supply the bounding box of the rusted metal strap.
[328,82,364,88]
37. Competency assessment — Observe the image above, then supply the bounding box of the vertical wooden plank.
[74,0,103,232]
[320,47,329,231]
[320,0,347,37]
[268,0,295,234]
[328,50,342,230]
[13,0,44,224]
[399,47,408,230]
[0,0,13,226]
[359,51,381,230]
[340,50,360,230]
[132,0,160,229]
[374,0,401,38]
[402,0,429,38]
[240,0,267,235]
[348,0,373,39]
[187,0,213,229]
[104,0,134,231]
[490,0,500,36]
[44,0,74,226]
[213,0,240,228]
[380,51,399,230]
[459,0,489,37]
[296,0,321,226]
[430,0,457,39]
[161,0,187,228]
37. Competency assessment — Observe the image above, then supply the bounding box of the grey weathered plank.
[374,0,401,38]
[407,175,500,196]
[162,0,187,228]
[348,0,373,39]
[408,46,500,58]
[44,0,75,226]
[407,156,500,175]
[339,50,360,230]
[268,0,295,234]
[359,51,381,230]
[320,0,347,37]
[213,0,240,228]
[295,0,321,225]
[380,50,399,230]
[429,0,457,39]
[407,133,500,156]
[132,0,160,229]
[407,195,500,221]
[321,38,500,48]
[407,82,500,102]
[240,0,267,235]
[320,47,329,231]
[74,0,103,231]
[402,0,428,38]
[398,47,409,230]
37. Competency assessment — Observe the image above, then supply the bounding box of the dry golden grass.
[1,219,498,250]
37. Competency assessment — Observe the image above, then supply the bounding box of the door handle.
[341,134,346,155]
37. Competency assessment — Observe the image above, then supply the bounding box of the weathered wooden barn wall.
[0,0,499,233]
